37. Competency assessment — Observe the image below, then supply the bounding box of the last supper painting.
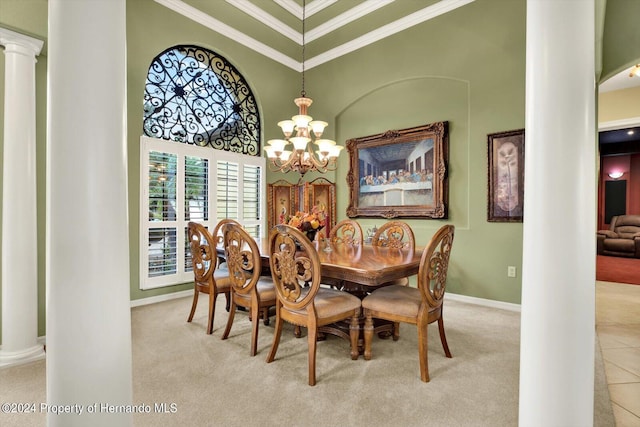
[346,122,449,219]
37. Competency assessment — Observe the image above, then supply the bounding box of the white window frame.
[139,135,266,290]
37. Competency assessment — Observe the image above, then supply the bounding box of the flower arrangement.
[287,204,327,241]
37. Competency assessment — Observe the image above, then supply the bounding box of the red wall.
[598,154,640,230]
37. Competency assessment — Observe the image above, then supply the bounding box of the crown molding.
[227,0,395,45]
[156,0,476,72]
[306,0,394,43]
[273,0,338,19]
[306,0,476,69]
[226,0,301,44]
[155,0,299,70]
[599,117,640,131]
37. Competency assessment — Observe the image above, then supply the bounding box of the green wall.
[125,0,297,301]
[2,0,640,341]
[601,0,640,81]
[309,0,527,303]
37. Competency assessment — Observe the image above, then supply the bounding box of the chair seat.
[289,287,361,319]
[197,281,231,297]
[314,288,361,318]
[362,285,421,319]
[233,278,276,304]
[212,273,232,292]
[256,279,276,300]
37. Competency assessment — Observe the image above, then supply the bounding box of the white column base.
[0,345,45,368]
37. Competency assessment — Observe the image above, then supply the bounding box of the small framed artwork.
[346,121,449,219]
[487,129,525,222]
[302,177,336,237]
[267,180,298,229]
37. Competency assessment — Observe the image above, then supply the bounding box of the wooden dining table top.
[226,238,423,287]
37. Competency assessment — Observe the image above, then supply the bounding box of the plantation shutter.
[140,136,265,290]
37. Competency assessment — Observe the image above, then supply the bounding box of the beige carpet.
[0,296,614,426]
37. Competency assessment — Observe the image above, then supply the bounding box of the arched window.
[143,45,260,155]
[140,45,265,290]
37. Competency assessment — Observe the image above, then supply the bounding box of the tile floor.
[596,281,640,427]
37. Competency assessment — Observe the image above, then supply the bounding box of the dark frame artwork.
[346,121,449,219]
[487,128,525,222]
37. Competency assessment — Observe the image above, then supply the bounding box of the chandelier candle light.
[264,0,343,177]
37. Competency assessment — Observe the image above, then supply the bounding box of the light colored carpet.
[0,296,614,426]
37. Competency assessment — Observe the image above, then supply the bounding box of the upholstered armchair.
[597,215,640,258]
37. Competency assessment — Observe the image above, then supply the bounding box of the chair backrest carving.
[268,225,322,313]
[418,225,455,308]
[371,221,415,250]
[187,222,217,284]
[222,222,261,296]
[213,218,241,246]
[329,219,363,246]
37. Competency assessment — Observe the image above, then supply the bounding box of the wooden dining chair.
[329,219,363,246]
[220,222,276,356]
[362,224,455,382]
[371,220,415,286]
[266,224,361,386]
[187,221,231,335]
[371,220,415,250]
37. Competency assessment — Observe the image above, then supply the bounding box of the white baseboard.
[130,289,193,308]
[447,292,521,312]
[130,288,523,312]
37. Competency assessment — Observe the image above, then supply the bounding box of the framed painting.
[266,178,337,235]
[487,129,525,222]
[346,121,449,219]
[267,180,298,229]
[302,177,336,237]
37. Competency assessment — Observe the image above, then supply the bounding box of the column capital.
[0,27,44,56]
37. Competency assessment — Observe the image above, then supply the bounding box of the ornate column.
[47,0,132,425]
[0,28,45,367]
[519,0,596,425]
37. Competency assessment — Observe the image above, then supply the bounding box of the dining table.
[242,238,422,286]
[218,236,423,351]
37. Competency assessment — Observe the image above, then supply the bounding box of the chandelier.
[264,0,343,177]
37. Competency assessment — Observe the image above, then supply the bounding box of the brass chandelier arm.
[267,144,337,177]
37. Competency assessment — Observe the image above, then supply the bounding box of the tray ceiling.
[155,0,475,70]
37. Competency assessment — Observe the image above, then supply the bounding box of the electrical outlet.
[507,266,517,278]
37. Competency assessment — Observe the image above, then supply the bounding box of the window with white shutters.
[140,137,265,289]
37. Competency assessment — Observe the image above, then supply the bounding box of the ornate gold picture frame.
[346,121,449,219]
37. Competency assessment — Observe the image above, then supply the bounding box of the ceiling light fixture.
[629,64,640,78]
[264,0,343,178]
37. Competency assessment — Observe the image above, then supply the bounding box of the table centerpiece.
[286,205,326,242]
